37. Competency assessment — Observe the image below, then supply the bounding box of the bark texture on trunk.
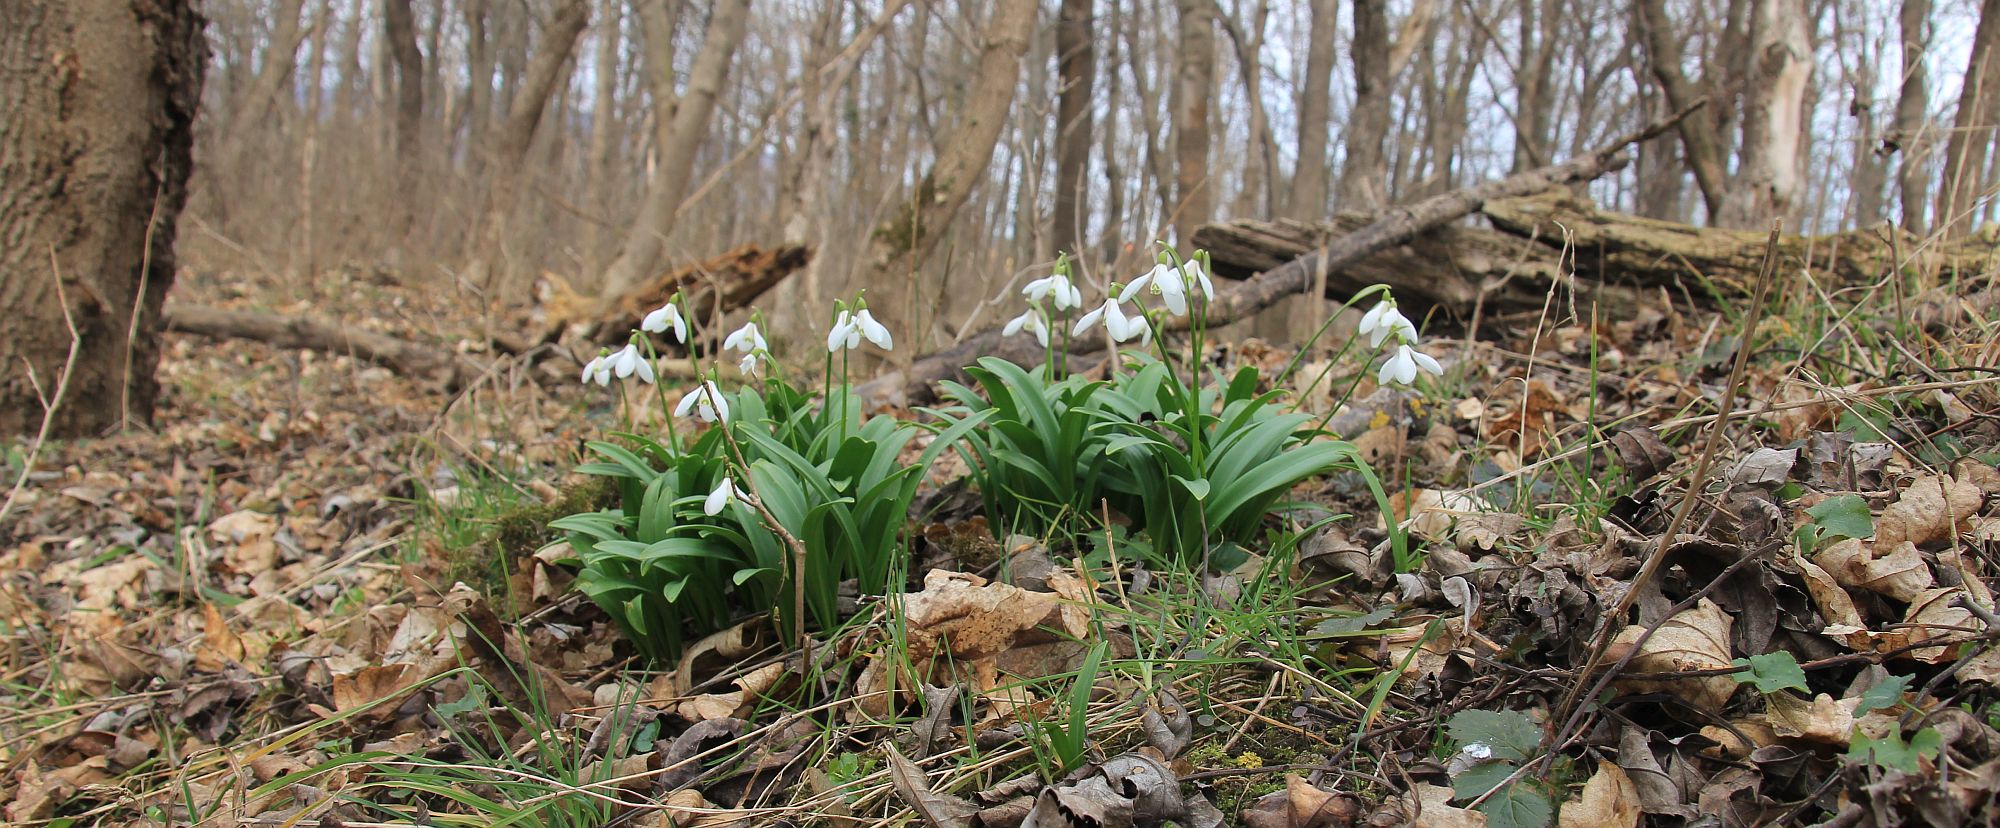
[1285,0,1338,220]
[1051,0,1095,258]
[599,0,752,299]
[1337,0,1391,210]
[1938,0,2000,238]
[0,0,207,436]
[1895,0,1933,234]
[1172,0,1216,249]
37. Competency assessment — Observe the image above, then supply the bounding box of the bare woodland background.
[185,0,1995,354]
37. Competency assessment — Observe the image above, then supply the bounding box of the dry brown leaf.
[1814,539,1932,602]
[856,570,1093,719]
[194,602,248,673]
[1611,599,1736,712]
[1700,719,1778,759]
[1819,623,1914,655]
[209,508,281,575]
[1790,549,1863,628]
[330,663,422,719]
[1904,587,1980,663]
[1763,692,1859,745]
[1876,474,1983,549]
[678,661,789,722]
[887,743,978,828]
[1409,782,1487,828]
[1558,760,1641,828]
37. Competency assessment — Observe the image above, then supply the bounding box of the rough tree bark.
[225,0,309,138]
[1286,0,1338,220]
[1636,0,1729,222]
[466,0,590,291]
[1895,0,1932,234]
[1716,0,1812,228]
[865,0,1038,304]
[0,0,207,436]
[384,0,425,158]
[1337,0,1392,210]
[1172,0,1216,249]
[1938,0,2000,239]
[598,0,751,300]
[1051,0,1095,258]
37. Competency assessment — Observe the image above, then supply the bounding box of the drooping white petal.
[641,304,672,334]
[611,344,644,378]
[581,355,611,386]
[674,388,700,418]
[1004,309,1034,337]
[1060,282,1084,310]
[1022,275,1057,303]
[1358,301,1388,337]
[1367,305,1414,348]
[702,381,730,422]
[704,478,738,516]
[635,358,656,385]
[724,322,765,353]
[675,381,731,422]
[1410,348,1443,377]
[1379,346,1419,386]
[738,352,761,375]
[855,309,893,350]
[1185,260,1215,299]
[1071,302,1107,336]
[826,310,854,352]
[1118,271,1155,304]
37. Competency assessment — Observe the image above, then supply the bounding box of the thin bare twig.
[1,251,85,527]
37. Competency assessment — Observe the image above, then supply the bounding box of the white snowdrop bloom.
[1023,273,1084,311]
[1378,344,1443,386]
[674,381,731,423]
[1074,297,1148,343]
[641,302,688,343]
[609,344,655,384]
[826,309,860,352]
[1120,262,1189,316]
[1358,301,1418,349]
[723,322,767,354]
[704,477,741,516]
[580,354,613,386]
[854,309,894,351]
[738,351,761,376]
[1184,258,1215,300]
[1004,309,1051,347]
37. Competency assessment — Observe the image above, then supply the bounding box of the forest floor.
[3,255,1999,828]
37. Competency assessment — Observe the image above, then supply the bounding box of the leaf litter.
[2,265,1999,827]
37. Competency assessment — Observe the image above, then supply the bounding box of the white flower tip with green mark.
[704,477,739,516]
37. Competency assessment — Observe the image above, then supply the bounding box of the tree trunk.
[1636,0,1730,222]
[226,0,308,138]
[1286,0,1339,220]
[463,0,494,176]
[465,0,589,292]
[864,0,1038,315]
[0,0,207,436]
[1051,0,1095,258]
[1172,0,1216,250]
[1337,0,1391,210]
[1716,0,1812,228]
[1845,19,1887,227]
[384,0,425,159]
[1895,0,1932,234]
[598,0,751,300]
[1937,0,2000,238]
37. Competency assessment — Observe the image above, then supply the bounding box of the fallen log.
[168,242,810,386]
[1197,191,2000,326]
[860,106,1696,406]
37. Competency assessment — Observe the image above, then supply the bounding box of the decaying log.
[167,243,810,385]
[165,303,481,382]
[1198,190,2000,326]
[861,107,1695,406]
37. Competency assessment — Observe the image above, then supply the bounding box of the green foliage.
[1847,727,1942,773]
[1805,494,1874,543]
[556,377,985,662]
[942,356,1394,571]
[1444,708,1552,828]
[1025,640,1109,776]
[1855,674,1913,716]
[1730,651,1810,694]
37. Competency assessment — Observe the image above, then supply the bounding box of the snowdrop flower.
[580,353,613,386]
[641,301,688,343]
[1184,257,1216,301]
[1003,309,1051,347]
[1358,300,1418,349]
[1378,344,1443,386]
[854,308,894,350]
[827,309,860,352]
[1023,273,1084,311]
[704,477,741,516]
[674,381,731,423]
[609,344,655,384]
[1120,262,1191,316]
[1073,296,1149,344]
[723,322,767,354]
[738,351,762,376]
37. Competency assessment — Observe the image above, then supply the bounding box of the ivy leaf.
[1477,782,1555,828]
[1730,651,1810,694]
[1806,494,1874,542]
[1847,728,1942,773]
[1447,709,1541,763]
[1854,674,1913,716]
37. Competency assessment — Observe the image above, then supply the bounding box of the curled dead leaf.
[1557,760,1641,828]
[1611,599,1736,713]
[1814,539,1932,603]
[1876,474,1983,549]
